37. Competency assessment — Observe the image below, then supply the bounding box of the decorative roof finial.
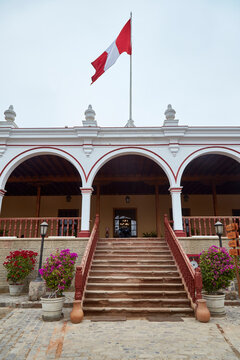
[4,105,16,122]
[82,105,97,127]
[85,105,95,121]
[163,104,179,126]
[164,104,176,121]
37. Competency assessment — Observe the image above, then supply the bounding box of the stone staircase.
[83,237,193,318]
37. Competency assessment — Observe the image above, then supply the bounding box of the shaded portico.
[92,154,171,238]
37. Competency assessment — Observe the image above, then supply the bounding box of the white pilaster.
[79,187,93,237]
[0,190,6,215]
[169,187,185,236]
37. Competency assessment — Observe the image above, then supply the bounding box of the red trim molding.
[78,230,90,237]
[176,146,240,182]
[0,146,87,182]
[86,146,175,182]
[80,187,93,194]
[169,187,183,193]
[174,230,186,237]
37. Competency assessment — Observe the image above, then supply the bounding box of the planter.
[9,284,24,296]
[40,296,65,321]
[202,292,226,316]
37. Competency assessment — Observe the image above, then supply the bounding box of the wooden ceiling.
[94,155,168,195]
[182,154,240,195]
[6,155,82,196]
[4,154,240,196]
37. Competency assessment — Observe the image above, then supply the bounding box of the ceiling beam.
[7,174,240,185]
[8,175,81,183]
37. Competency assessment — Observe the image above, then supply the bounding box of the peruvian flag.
[91,19,131,84]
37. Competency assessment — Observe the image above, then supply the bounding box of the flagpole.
[129,11,132,122]
[125,12,135,127]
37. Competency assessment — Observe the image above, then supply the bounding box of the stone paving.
[1,306,240,360]
[0,292,75,308]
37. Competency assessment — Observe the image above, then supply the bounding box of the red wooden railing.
[74,214,99,301]
[182,216,240,237]
[164,214,202,305]
[0,217,81,238]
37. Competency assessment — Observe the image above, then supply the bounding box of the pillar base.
[78,230,90,238]
[174,230,186,237]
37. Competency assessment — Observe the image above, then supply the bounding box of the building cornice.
[1,125,240,146]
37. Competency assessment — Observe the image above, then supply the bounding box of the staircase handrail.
[164,214,202,304]
[74,214,100,301]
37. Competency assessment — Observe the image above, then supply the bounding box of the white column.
[79,187,93,237]
[0,190,6,215]
[169,187,185,236]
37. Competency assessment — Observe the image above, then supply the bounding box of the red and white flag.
[91,19,132,84]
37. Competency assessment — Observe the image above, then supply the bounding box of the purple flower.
[39,268,45,276]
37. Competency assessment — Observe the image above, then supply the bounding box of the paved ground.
[1,306,240,360]
[0,292,75,308]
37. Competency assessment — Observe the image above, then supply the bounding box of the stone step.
[84,290,188,299]
[96,245,169,250]
[92,259,174,265]
[89,270,178,277]
[91,264,176,271]
[98,241,167,245]
[98,240,167,244]
[99,238,165,241]
[94,255,173,260]
[95,250,171,255]
[83,298,190,308]
[86,283,184,291]
[88,276,182,284]
[83,306,193,317]
[87,276,183,284]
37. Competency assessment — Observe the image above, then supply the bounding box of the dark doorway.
[114,208,137,238]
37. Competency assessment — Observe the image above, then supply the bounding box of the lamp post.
[214,221,223,247]
[36,221,48,281]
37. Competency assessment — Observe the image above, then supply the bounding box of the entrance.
[114,209,137,238]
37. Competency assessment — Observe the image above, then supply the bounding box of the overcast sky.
[0,0,239,128]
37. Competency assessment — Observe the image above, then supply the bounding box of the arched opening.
[91,154,170,238]
[0,155,82,237]
[180,153,240,235]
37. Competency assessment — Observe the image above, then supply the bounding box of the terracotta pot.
[196,299,210,323]
[202,292,226,316]
[9,284,24,296]
[40,295,65,321]
[70,300,84,323]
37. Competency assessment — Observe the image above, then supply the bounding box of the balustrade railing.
[0,217,81,238]
[164,214,202,305]
[74,214,99,301]
[183,216,240,237]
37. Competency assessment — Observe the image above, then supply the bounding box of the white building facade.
[1,104,240,239]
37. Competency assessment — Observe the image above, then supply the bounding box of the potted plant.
[142,231,157,237]
[3,250,38,295]
[39,248,78,321]
[199,245,235,316]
